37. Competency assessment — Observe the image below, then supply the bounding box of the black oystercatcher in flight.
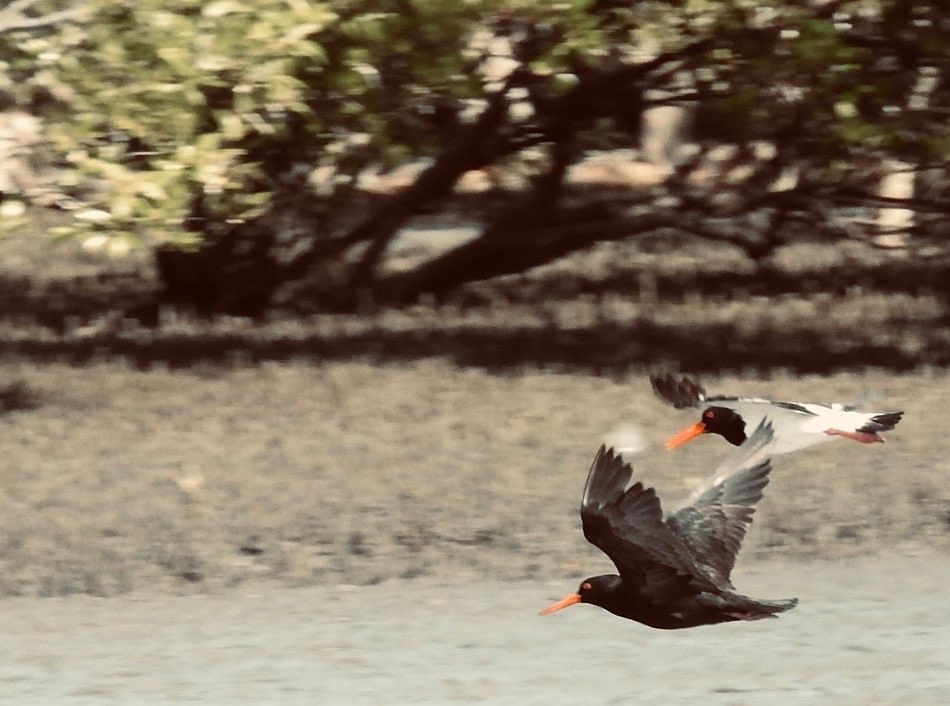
[541,420,797,629]
[652,373,903,455]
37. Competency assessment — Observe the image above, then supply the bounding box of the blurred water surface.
[2,553,948,705]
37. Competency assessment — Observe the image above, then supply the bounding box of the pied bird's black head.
[700,406,747,446]
[665,405,747,449]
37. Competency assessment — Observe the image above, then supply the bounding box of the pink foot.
[824,429,884,443]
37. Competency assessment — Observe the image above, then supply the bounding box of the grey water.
[2,553,948,705]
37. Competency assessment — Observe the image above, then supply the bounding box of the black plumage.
[541,420,797,629]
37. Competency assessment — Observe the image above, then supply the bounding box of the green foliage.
[5,0,498,251]
[1,0,946,264]
[13,1,337,248]
[665,4,941,175]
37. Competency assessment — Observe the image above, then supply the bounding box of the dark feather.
[650,373,707,409]
[666,420,775,585]
[653,374,829,416]
[859,411,904,433]
[768,400,815,415]
[580,446,721,598]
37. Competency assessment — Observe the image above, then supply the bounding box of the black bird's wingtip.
[583,443,635,510]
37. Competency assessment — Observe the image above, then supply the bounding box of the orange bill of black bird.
[541,420,797,629]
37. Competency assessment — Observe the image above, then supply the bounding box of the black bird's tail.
[726,595,798,621]
[759,596,799,614]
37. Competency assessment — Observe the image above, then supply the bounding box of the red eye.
[581,582,592,591]
[704,410,714,419]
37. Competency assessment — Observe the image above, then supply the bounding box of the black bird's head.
[540,575,622,616]
[665,405,747,448]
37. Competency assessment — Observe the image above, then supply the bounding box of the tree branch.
[348,86,512,287]
[832,186,950,214]
[374,209,677,304]
[0,1,82,34]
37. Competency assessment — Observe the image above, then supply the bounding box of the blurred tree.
[2,0,947,313]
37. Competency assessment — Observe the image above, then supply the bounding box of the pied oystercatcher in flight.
[652,373,903,456]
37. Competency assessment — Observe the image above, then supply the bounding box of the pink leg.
[824,429,884,443]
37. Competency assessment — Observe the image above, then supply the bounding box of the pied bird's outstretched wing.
[651,373,786,413]
[650,373,707,409]
[665,420,775,586]
[581,446,721,599]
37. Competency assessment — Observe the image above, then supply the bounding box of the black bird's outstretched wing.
[581,446,721,598]
[665,420,775,586]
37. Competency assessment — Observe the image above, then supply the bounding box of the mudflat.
[2,554,948,704]
[1,362,946,596]
[2,170,948,704]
